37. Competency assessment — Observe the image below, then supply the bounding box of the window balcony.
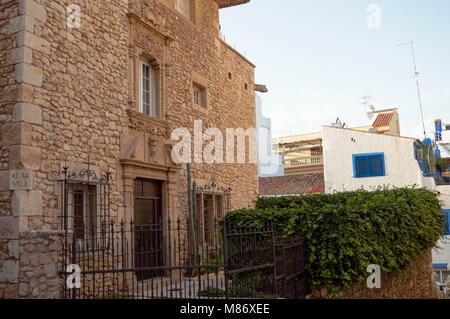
[283,155,324,168]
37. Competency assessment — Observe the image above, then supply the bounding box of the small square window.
[228,72,232,80]
[245,83,248,90]
[193,83,206,108]
[353,153,385,178]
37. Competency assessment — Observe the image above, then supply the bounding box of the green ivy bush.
[223,187,444,296]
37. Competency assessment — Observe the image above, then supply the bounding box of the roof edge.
[216,0,251,9]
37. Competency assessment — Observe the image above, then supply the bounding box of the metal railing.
[61,219,309,299]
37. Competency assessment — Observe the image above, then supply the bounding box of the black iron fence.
[61,218,309,299]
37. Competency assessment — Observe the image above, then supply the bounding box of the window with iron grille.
[352,153,386,178]
[59,165,111,251]
[195,192,230,246]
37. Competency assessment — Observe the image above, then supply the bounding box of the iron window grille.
[193,178,231,247]
[58,160,112,251]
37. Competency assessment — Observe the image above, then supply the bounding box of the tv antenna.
[398,41,426,139]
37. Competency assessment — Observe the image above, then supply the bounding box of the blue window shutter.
[353,153,385,178]
[444,210,450,236]
[356,157,369,176]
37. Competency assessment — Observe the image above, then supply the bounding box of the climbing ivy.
[222,187,444,297]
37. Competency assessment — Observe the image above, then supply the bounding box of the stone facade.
[0,0,257,298]
[310,250,442,299]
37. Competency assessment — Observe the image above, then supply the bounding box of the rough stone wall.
[1,0,257,298]
[3,0,257,230]
[311,250,442,299]
[151,0,258,213]
[0,0,20,299]
[24,0,129,231]
[17,231,64,298]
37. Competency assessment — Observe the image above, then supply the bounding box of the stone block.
[9,145,42,170]
[0,217,19,240]
[15,63,43,87]
[10,170,33,190]
[7,15,34,34]
[8,240,19,259]
[11,190,42,217]
[19,216,29,232]
[18,283,29,297]
[39,253,56,265]
[1,122,24,146]
[44,264,57,277]
[0,261,19,283]
[16,31,50,55]
[6,47,32,65]
[12,103,42,125]
[19,0,47,23]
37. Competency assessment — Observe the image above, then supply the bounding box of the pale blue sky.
[220,0,450,139]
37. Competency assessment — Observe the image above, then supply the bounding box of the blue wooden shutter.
[444,210,450,236]
[356,157,369,176]
[353,153,385,178]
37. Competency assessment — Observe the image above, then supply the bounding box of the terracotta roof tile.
[372,112,393,127]
[259,173,325,196]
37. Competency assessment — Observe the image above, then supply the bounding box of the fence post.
[222,220,229,299]
[72,229,77,299]
[270,222,277,298]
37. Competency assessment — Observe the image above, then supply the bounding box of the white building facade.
[322,125,450,283]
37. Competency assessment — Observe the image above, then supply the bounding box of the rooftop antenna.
[398,40,427,139]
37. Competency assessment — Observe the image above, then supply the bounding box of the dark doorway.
[134,178,163,281]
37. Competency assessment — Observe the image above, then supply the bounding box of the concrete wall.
[322,126,422,193]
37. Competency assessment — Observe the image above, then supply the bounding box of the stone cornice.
[127,12,175,45]
[126,109,170,132]
[120,158,180,173]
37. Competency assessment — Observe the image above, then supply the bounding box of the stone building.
[0,0,258,298]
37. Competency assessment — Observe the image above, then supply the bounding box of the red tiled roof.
[259,173,325,196]
[372,112,393,127]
